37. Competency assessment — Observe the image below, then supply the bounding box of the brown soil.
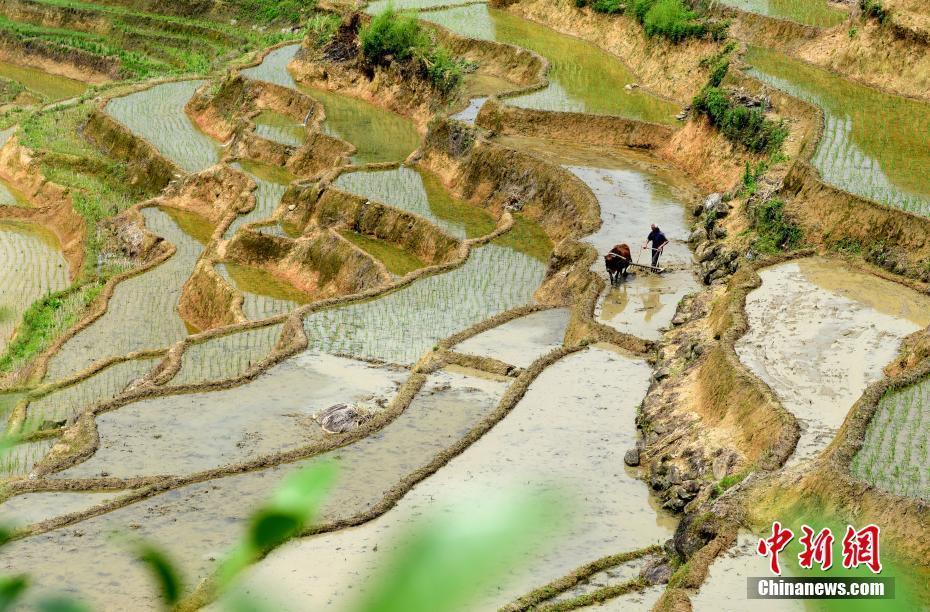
[0,134,85,277]
[156,164,255,225]
[0,31,115,84]
[178,260,245,331]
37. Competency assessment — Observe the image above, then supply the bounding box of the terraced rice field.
[228,346,673,610]
[0,0,303,81]
[0,366,506,608]
[853,375,930,499]
[736,258,930,466]
[43,207,210,381]
[106,80,221,172]
[0,220,69,354]
[747,46,930,216]
[302,241,547,365]
[420,4,681,124]
[242,44,421,163]
[333,166,497,239]
[714,0,847,27]
[166,323,284,387]
[0,59,87,101]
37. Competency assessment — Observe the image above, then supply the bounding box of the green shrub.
[692,86,788,155]
[359,8,427,63]
[592,0,625,14]
[860,0,889,24]
[642,0,706,41]
[360,8,463,94]
[751,198,801,253]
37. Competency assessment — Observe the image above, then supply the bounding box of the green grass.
[692,86,789,155]
[0,282,103,375]
[20,103,154,279]
[360,7,464,94]
[339,230,427,276]
[751,197,802,253]
[0,77,26,106]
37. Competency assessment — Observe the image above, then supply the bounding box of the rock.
[689,227,708,244]
[662,493,686,512]
[702,193,730,218]
[624,83,640,90]
[287,204,296,211]
[697,242,720,263]
[38,419,66,430]
[640,558,673,585]
[624,447,641,467]
[712,453,734,480]
[713,227,727,239]
[667,465,682,485]
[314,403,371,434]
[653,367,670,382]
[673,512,718,559]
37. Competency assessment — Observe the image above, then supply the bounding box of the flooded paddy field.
[419,4,680,124]
[54,353,407,479]
[0,59,88,101]
[453,308,569,368]
[43,207,210,381]
[736,258,930,466]
[853,374,930,499]
[747,46,930,216]
[1,367,506,608]
[252,110,306,147]
[714,0,847,27]
[166,323,284,386]
[333,166,497,239]
[301,241,547,365]
[0,220,70,354]
[228,346,674,610]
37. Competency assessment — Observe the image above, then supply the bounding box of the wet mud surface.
[229,347,674,610]
[453,307,569,367]
[736,258,930,466]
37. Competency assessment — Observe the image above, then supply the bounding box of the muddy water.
[243,45,420,164]
[333,166,497,239]
[167,323,284,386]
[714,0,846,27]
[302,241,547,364]
[0,220,70,355]
[853,374,930,499]
[692,532,806,612]
[549,554,654,604]
[55,353,406,479]
[747,46,930,216]
[453,307,569,367]
[230,346,674,610]
[736,258,930,467]
[25,357,160,426]
[252,109,306,146]
[225,160,293,239]
[1,368,505,609]
[570,163,699,339]
[216,262,309,320]
[106,80,221,173]
[0,60,88,101]
[44,207,211,381]
[0,490,125,528]
[1,438,54,477]
[420,5,680,124]
[451,95,487,124]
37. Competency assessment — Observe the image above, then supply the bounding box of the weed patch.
[750,198,801,253]
[692,86,788,155]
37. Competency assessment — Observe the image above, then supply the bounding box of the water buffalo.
[604,243,631,285]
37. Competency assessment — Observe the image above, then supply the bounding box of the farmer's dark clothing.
[647,229,667,268]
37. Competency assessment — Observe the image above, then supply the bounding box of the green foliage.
[832,237,862,255]
[740,160,768,197]
[0,283,103,374]
[360,8,428,63]
[859,0,890,24]
[692,86,788,155]
[710,470,747,498]
[751,198,801,253]
[350,490,561,612]
[226,0,312,23]
[360,8,463,94]
[592,0,625,14]
[638,0,706,42]
[134,543,184,607]
[0,575,28,610]
[219,462,337,587]
[305,13,340,46]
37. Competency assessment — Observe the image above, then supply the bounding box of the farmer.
[643,224,669,269]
